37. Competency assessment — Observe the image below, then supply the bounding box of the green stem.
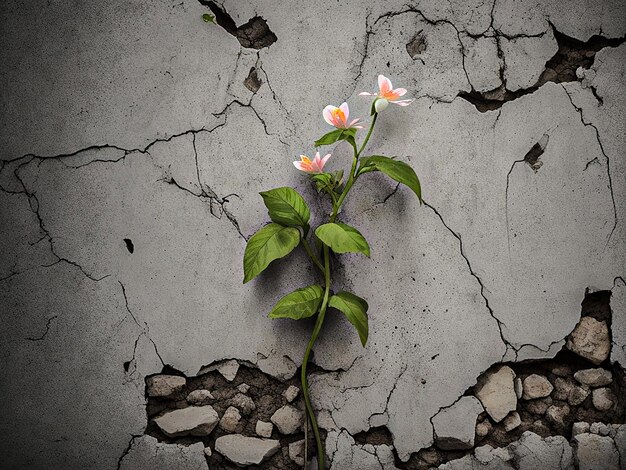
[301,114,379,469]
[301,237,324,273]
[301,244,331,470]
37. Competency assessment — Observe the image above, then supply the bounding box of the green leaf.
[260,187,310,229]
[311,173,333,193]
[329,291,369,346]
[314,127,357,147]
[315,222,370,256]
[243,223,300,283]
[268,285,324,320]
[358,156,422,201]
[202,13,215,23]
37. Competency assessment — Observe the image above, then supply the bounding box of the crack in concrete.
[26,315,58,341]
[562,84,618,246]
[423,201,511,360]
[116,434,142,470]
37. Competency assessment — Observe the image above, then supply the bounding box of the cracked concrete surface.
[1,0,625,468]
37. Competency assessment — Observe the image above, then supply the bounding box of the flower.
[322,102,363,129]
[293,152,331,173]
[359,74,414,108]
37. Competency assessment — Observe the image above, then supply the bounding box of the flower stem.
[301,114,379,469]
[301,237,324,273]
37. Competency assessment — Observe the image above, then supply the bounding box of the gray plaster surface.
[1,0,625,468]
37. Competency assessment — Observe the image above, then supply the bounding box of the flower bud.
[374,98,389,113]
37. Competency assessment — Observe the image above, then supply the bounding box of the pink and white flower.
[322,102,363,129]
[293,152,331,173]
[359,74,414,111]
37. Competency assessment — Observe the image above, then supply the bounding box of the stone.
[270,405,303,435]
[503,411,521,432]
[255,420,273,438]
[146,375,186,398]
[230,393,256,415]
[522,374,553,400]
[432,396,484,450]
[475,366,518,422]
[237,383,250,394]
[186,389,214,406]
[288,439,305,466]
[590,422,610,436]
[545,403,570,427]
[203,447,212,457]
[552,377,574,401]
[572,422,590,436]
[283,385,300,403]
[420,448,440,465]
[514,378,523,399]
[154,405,219,437]
[214,434,280,466]
[566,317,611,365]
[525,397,552,415]
[474,445,513,464]
[508,432,574,469]
[592,388,615,411]
[217,359,240,382]
[573,433,620,470]
[475,420,492,437]
[573,368,612,387]
[551,365,572,377]
[567,384,590,406]
[219,406,241,433]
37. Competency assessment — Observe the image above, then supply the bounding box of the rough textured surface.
[432,396,484,450]
[1,0,625,468]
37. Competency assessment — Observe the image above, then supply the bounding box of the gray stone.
[508,432,574,470]
[503,412,521,432]
[573,433,620,470]
[573,368,612,387]
[283,385,300,403]
[146,375,186,398]
[271,405,304,435]
[203,446,212,457]
[566,317,611,365]
[476,420,492,437]
[525,397,552,415]
[551,365,572,377]
[217,359,240,382]
[545,403,570,427]
[522,374,553,400]
[288,439,305,466]
[154,405,219,437]
[432,396,484,450]
[514,378,523,399]
[572,422,590,436]
[214,434,280,466]
[237,383,250,394]
[255,420,273,438]
[475,366,517,422]
[590,422,610,436]
[186,389,214,406]
[567,384,590,406]
[552,377,574,401]
[230,393,256,415]
[592,387,616,411]
[219,406,241,433]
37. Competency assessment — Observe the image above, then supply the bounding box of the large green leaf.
[359,156,422,201]
[260,187,310,229]
[243,223,300,283]
[268,285,324,320]
[315,222,370,256]
[314,128,357,147]
[329,291,369,346]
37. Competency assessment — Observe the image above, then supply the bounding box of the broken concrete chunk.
[572,422,590,436]
[214,434,280,466]
[475,366,517,422]
[219,406,241,433]
[288,439,305,466]
[255,420,273,438]
[186,389,214,406]
[432,396,484,450]
[566,317,610,365]
[522,374,553,400]
[503,411,521,432]
[369,412,388,428]
[508,432,574,470]
[590,422,610,436]
[154,405,219,437]
[283,385,299,403]
[146,375,185,398]
[591,387,615,411]
[230,393,255,415]
[573,368,612,387]
[270,404,303,435]
[217,359,240,382]
[573,433,620,470]
[474,444,513,464]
